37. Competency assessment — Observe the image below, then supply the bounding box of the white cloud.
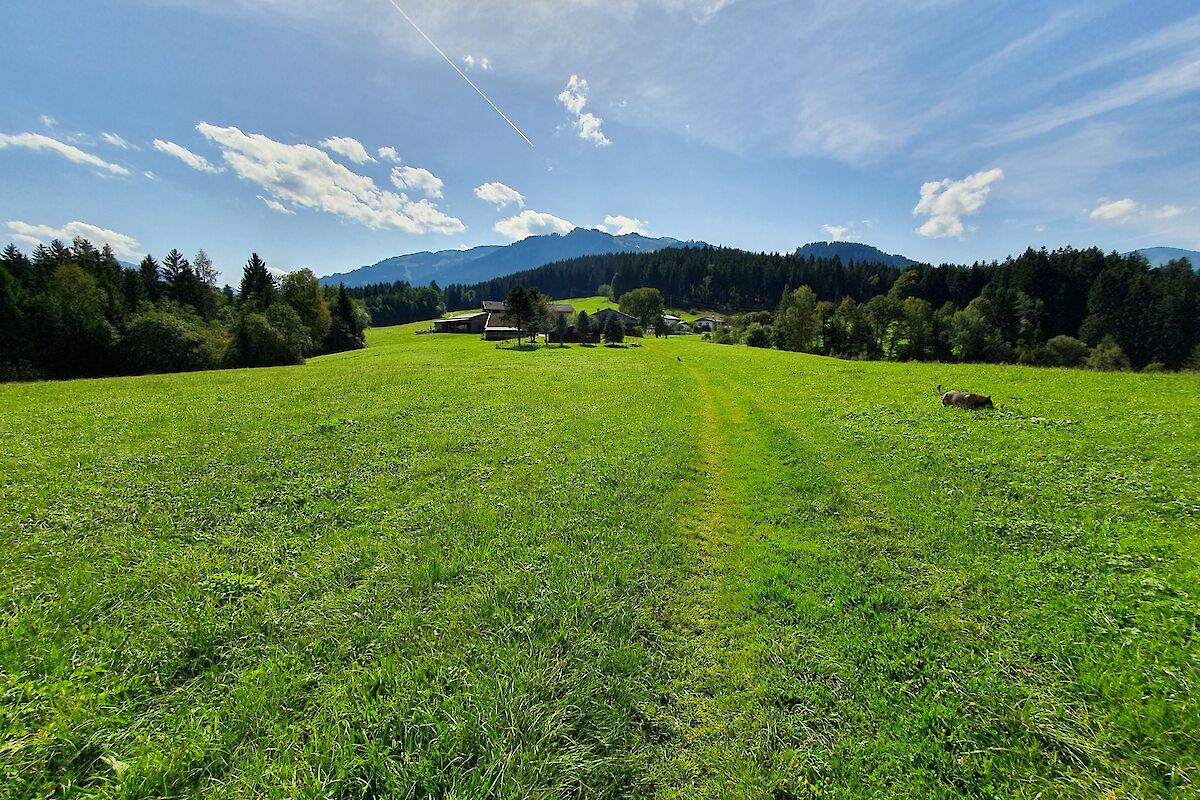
[494,209,576,240]
[320,136,375,164]
[474,181,525,210]
[257,195,296,215]
[1089,197,1139,221]
[39,115,57,128]
[101,132,134,150]
[914,168,1005,239]
[597,214,648,235]
[153,139,224,173]
[6,220,140,259]
[197,123,464,234]
[557,75,611,146]
[821,224,853,240]
[390,165,444,199]
[377,146,402,163]
[0,132,130,175]
[463,54,492,71]
[1089,197,1187,223]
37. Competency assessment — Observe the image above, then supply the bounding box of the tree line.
[449,245,1196,371]
[1,238,368,381]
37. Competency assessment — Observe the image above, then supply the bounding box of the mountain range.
[315,234,1198,291]
[320,228,705,288]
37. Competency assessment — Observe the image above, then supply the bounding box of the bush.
[229,312,305,367]
[744,323,771,348]
[1043,335,1089,368]
[1086,336,1131,372]
[122,310,218,374]
[631,326,646,338]
[1142,361,1166,373]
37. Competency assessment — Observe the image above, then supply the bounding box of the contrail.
[385,0,535,148]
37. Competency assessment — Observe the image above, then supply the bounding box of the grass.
[1,323,1197,798]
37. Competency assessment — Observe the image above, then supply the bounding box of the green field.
[2,322,1198,799]
[441,297,712,322]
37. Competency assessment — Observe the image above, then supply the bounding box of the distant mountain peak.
[321,228,706,288]
[1129,246,1199,269]
[794,241,914,268]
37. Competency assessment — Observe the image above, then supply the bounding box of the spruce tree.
[239,253,277,312]
[138,255,161,301]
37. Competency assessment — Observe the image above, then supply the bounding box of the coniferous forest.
[0,238,367,381]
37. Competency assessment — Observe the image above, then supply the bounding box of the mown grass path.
[645,340,1199,799]
[1,327,1197,799]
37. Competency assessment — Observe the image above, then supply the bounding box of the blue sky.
[2,0,1198,284]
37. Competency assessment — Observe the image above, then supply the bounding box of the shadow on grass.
[493,342,578,352]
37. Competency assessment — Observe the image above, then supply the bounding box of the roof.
[696,315,726,322]
[593,308,637,322]
[482,300,575,314]
[440,312,486,322]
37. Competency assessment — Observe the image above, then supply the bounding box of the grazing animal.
[936,384,994,410]
[677,356,682,362]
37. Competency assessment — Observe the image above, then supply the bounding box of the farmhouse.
[591,308,638,332]
[481,299,575,341]
[693,315,726,332]
[432,312,487,334]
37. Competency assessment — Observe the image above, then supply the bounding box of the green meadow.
[1,320,1198,799]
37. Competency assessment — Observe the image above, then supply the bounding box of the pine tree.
[161,249,189,286]
[603,313,625,345]
[138,255,161,301]
[239,253,277,312]
[576,310,591,343]
[555,312,569,346]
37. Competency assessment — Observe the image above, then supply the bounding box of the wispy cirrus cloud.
[985,57,1200,145]
[257,195,296,215]
[101,132,135,150]
[0,132,130,175]
[153,139,224,173]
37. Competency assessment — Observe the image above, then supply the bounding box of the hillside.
[322,228,704,288]
[1131,246,1200,268]
[2,330,1197,797]
[795,240,915,267]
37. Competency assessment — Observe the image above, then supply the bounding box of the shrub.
[1086,336,1131,372]
[1043,335,1089,368]
[122,310,217,374]
[229,312,305,368]
[744,323,771,348]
